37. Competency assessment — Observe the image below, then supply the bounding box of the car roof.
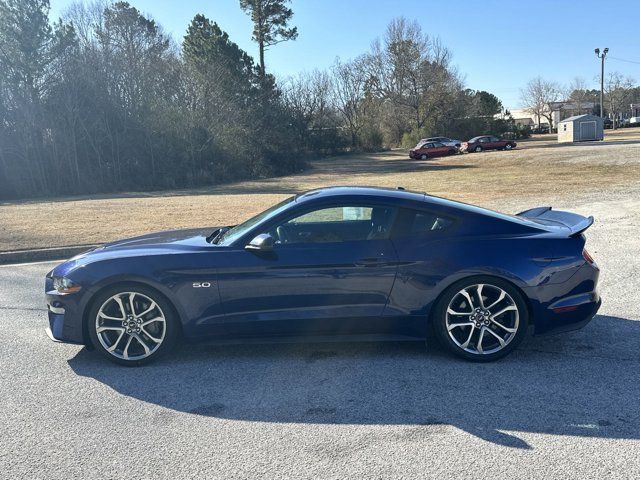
[294,186,535,228]
[295,186,427,203]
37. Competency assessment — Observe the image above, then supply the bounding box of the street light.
[595,47,609,118]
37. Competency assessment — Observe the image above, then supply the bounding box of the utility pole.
[594,48,609,118]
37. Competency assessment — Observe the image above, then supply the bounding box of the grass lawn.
[2,127,640,252]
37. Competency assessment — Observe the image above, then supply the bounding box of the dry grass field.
[1,128,640,252]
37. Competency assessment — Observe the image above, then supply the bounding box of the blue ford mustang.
[46,187,600,365]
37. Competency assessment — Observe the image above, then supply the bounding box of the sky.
[49,0,640,110]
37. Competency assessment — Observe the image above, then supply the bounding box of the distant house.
[557,114,603,143]
[509,101,596,129]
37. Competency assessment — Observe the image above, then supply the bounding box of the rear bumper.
[529,262,601,335]
[536,293,601,335]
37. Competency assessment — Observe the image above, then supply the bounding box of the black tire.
[420,154,428,160]
[474,145,482,153]
[432,276,529,362]
[87,283,179,366]
[505,143,513,150]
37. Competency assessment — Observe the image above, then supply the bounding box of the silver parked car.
[420,136,462,148]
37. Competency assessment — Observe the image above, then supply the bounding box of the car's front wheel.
[420,154,428,160]
[474,146,482,153]
[432,277,528,361]
[505,143,513,150]
[87,285,179,366]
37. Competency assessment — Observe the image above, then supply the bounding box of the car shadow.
[68,314,640,449]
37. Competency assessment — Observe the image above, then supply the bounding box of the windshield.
[216,196,295,246]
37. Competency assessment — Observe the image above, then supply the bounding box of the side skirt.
[184,333,426,346]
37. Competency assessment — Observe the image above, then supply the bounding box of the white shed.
[557,114,604,143]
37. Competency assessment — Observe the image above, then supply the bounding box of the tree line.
[521,74,640,131]
[0,0,513,200]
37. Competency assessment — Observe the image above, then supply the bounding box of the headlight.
[53,277,82,294]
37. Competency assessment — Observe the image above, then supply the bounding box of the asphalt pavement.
[1,195,639,479]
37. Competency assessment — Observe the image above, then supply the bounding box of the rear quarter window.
[393,208,455,238]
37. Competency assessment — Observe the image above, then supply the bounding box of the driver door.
[432,142,447,156]
[213,204,399,339]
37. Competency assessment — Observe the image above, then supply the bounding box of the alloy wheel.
[445,283,519,355]
[95,291,167,360]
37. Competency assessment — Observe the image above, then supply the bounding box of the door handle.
[356,257,388,267]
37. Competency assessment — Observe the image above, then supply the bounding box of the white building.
[508,101,596,129]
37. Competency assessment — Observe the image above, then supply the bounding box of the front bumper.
[45,276,86,345]
[46,299,85,344]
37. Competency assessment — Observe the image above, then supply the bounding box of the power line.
[608,56,640,66]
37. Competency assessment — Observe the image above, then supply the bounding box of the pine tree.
[238,0,297,76]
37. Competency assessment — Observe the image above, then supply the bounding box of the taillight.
[582,248,595,264]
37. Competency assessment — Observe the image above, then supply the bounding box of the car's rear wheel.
[474,146,482,153]
[433,277,528,361]
[87,284,179,366]
[505,143,513,150]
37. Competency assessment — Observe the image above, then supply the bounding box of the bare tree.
[363,17,462,143]
[520,77,562,130]
[565,77,594,116]
[282,70,334,147]
[331,56,369,147]
[604,72,635,129]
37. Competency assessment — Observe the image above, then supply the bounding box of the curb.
[0,245,97,265]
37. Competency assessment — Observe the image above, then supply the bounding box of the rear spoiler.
[517,206,594,237]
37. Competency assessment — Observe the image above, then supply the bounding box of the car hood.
[100,227,215,251]
[49,227,220,278]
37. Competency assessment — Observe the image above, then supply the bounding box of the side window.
[478,137,488,143]
[433,142,443,148]
[288,206,371,224]
[272,205,396,244]
[393,209,455,238]
[490,136,500,142]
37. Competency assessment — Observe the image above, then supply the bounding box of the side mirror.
[245,233,275,252]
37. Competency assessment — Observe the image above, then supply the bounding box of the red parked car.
[409,141,458,159]
[460,135,517,153]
